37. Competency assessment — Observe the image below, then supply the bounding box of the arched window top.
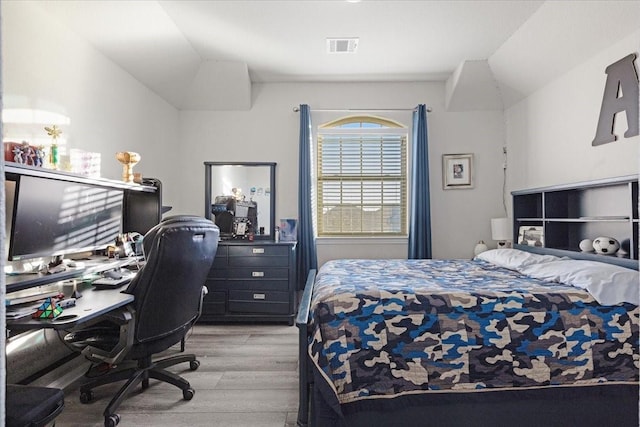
[319,115,405,129]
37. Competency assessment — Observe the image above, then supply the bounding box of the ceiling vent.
[327,38,359,54]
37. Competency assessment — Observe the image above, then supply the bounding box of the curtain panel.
[407,104,432,259]
[297,104,318,288]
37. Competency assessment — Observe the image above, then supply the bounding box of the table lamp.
[491,217,512,248]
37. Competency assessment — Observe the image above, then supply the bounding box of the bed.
[296,249,639,427]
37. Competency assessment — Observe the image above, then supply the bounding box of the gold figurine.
[44,125,62,140]
[44,125,62,169]
[116,151,141,183]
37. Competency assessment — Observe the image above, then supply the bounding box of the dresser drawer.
[210,246,228,271]
[228,245,289,257]
[208,267,227,279]
[227,267,288,280]
[202,290,226,315]
[205,278,227,290]
[209,267,289,280]
[229,256,289,268]
[209,277,289,291]
[226,279,289,292]
[228,290,290,314]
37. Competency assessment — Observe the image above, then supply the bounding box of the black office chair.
[65,215,219,427]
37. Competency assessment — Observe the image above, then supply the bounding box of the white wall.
[1,1,178,196]
[2,0,507,264]
[7,1,636,268]
[505,30,640,195]
[177,82,506,264]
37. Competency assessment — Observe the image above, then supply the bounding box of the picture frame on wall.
[442,153,473,189]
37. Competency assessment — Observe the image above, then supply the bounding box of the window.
[316,116,407,236]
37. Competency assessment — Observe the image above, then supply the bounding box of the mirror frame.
[204,161,276,240]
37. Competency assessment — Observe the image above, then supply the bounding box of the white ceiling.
[34,0,640,110]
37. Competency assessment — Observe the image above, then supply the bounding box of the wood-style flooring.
[54,323,300,427]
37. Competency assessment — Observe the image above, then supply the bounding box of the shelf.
[5,162,157,193]
[513,244,638,270]
[5,256,140,293]
[544,217,630,223]
[512,175,638,262]
[517,217,631,223]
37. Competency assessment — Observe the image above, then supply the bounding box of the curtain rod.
[292,107,432,113]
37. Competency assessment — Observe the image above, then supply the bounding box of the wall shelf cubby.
[512,175,638,270]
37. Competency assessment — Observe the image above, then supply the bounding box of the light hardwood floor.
[55,323,300,427]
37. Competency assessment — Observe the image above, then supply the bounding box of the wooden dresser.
[201,240,297,325]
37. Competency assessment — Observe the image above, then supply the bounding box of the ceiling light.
[327,38,359,54]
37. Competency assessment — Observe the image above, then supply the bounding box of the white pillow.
[474,249,560,270]
[520,260,639,306]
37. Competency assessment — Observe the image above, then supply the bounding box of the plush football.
[592,236,619,255]
[579,239,593,252]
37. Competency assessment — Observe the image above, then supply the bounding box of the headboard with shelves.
[512,175,638,270]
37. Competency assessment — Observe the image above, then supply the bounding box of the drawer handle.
[252,248,265,254]
[253,293,266,300]
[252,271,264,277]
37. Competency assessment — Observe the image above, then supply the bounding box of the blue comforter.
[308,259,639,404]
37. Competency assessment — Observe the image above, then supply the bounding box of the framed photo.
[518,226,544,247]
[442,153,473,189]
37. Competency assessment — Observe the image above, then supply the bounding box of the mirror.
[204,162,276,240]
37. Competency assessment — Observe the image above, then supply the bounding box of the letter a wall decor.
[592,53,639,146]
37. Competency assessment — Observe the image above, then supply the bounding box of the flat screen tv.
[8,175,124,261]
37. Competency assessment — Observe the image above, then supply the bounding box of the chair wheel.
[183,388,195,400]
[189,360,200,371]
[80,390,94,404]
[104,414,120,427]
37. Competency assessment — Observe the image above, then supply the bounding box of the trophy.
[115,151,141,183]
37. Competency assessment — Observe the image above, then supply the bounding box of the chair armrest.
[77,306,136,366]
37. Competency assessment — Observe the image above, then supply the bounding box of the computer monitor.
[8,175,124,261]
[122,189,161,236]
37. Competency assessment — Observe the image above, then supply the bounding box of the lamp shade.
[491,217,511,241]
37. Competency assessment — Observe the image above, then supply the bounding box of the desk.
[6,287,134,331]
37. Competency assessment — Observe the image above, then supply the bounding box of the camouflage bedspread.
[308,259,639,405]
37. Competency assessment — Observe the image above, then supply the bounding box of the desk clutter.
[91,269,135,289]
[6,293,77,320]
[6,264,139,322]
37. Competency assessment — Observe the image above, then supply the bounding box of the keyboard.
[92,275,132,289]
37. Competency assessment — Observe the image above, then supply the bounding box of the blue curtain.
[297,104,318,288]
[408,104,432,259]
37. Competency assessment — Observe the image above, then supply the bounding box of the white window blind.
[317,129,407,236]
